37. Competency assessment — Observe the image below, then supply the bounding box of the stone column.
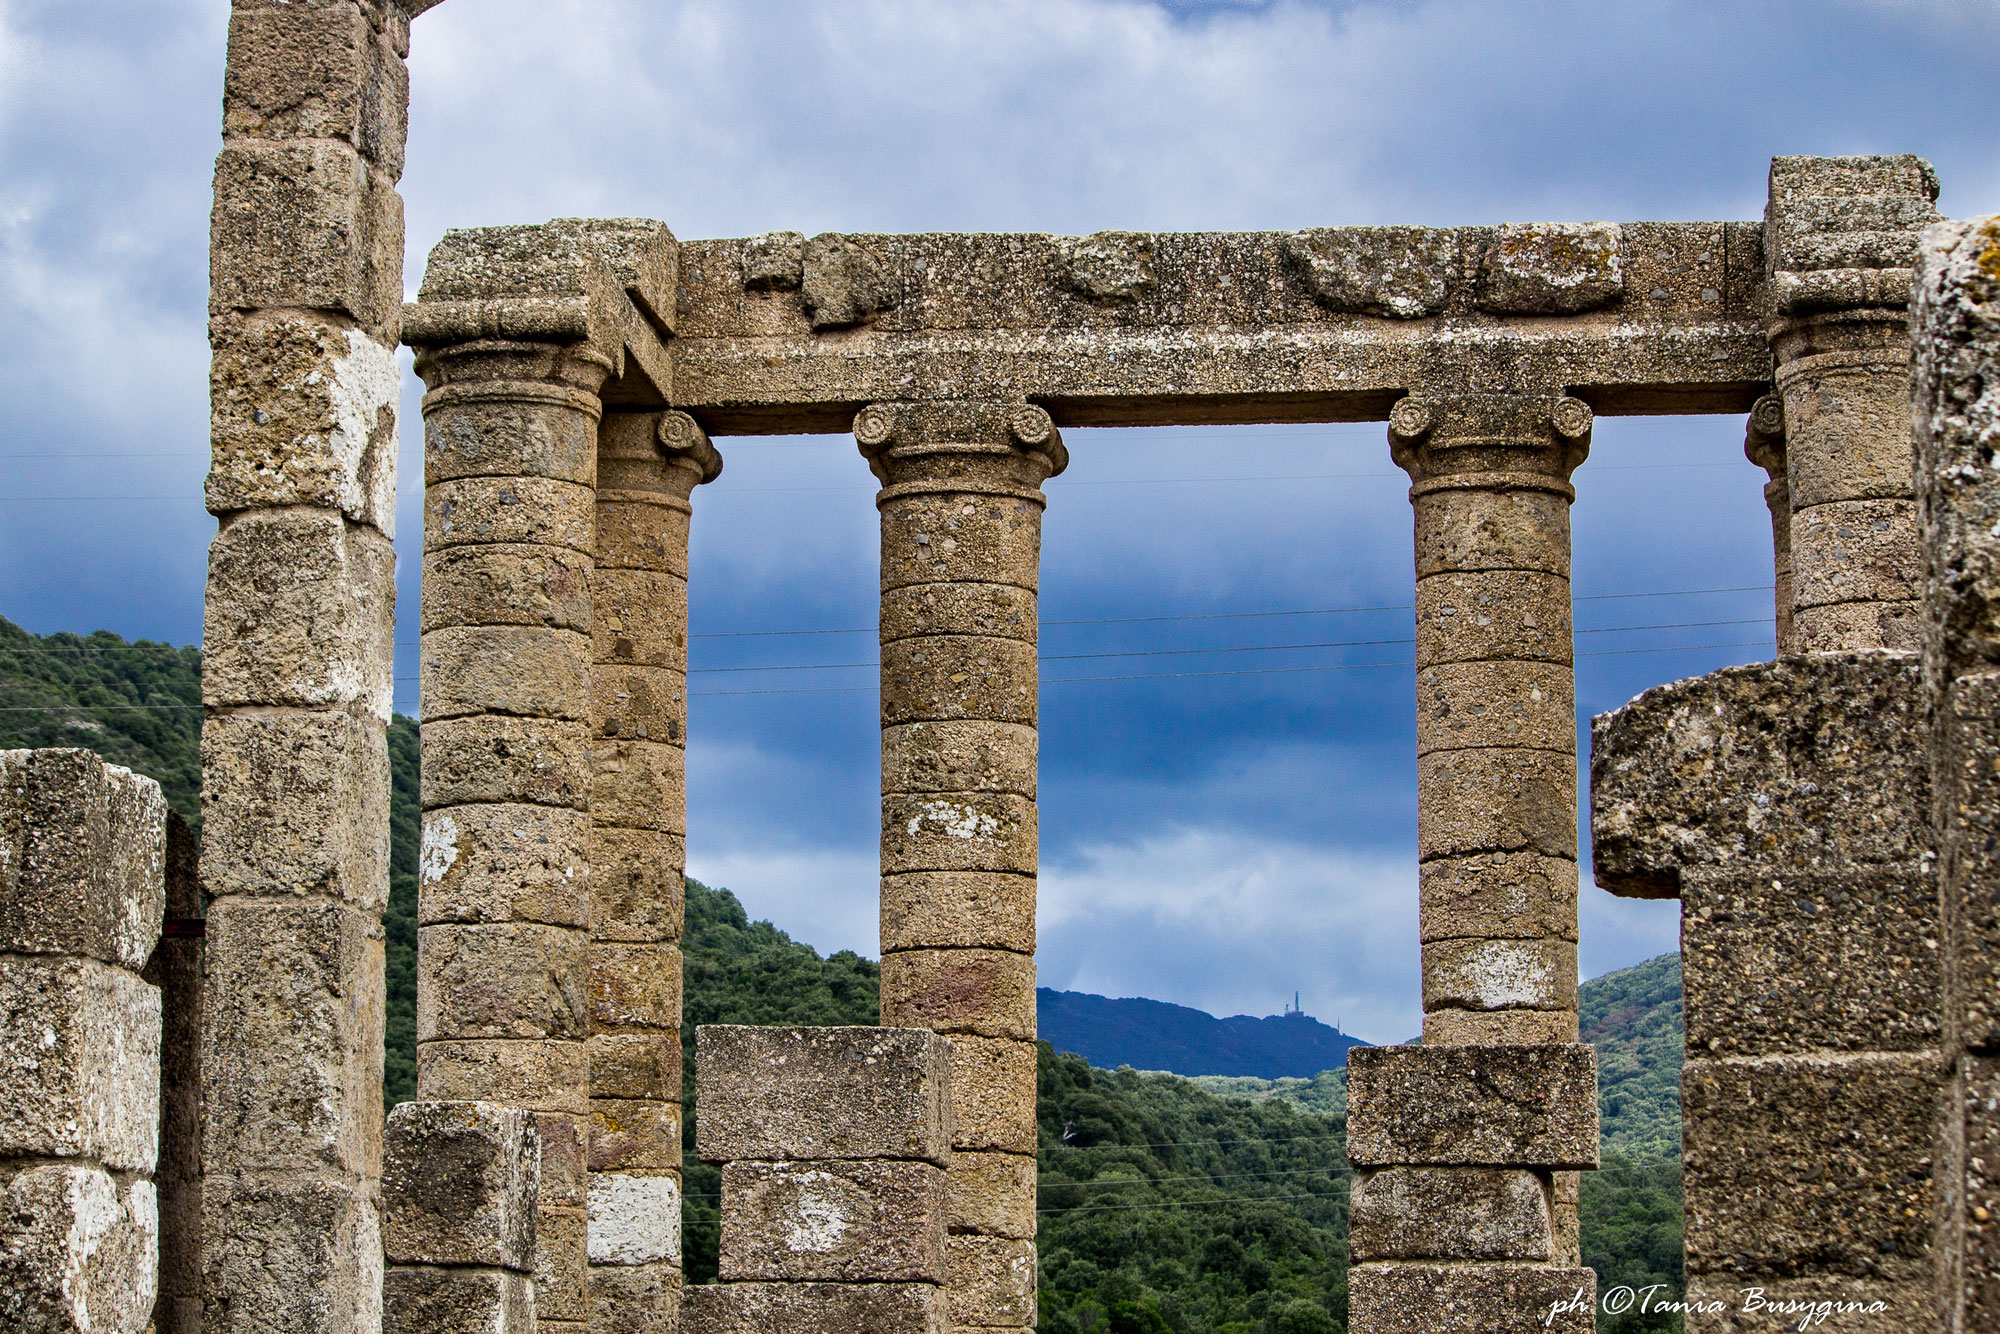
[145,813,203,1334]
[1913,213,2000,1333]
[382,1101,540,1334]
[1743,392,1795,655]
[1345,392,1598,1333]
[858,400,1062,1334]
[202,4,411,1329]
[587,409,721,1330]
[1764,154,1940,653]
[414,334,610,1334]
[0,750,167,1334]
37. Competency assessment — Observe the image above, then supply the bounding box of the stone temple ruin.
[1,3,1998,1332]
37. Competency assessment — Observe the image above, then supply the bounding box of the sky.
[2,0,1996,1041]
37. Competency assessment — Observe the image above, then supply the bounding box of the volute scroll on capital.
[854,401,1069,494]
[1387,392,1593,490]
[1743,392,1786,480]
[597,409,724,500]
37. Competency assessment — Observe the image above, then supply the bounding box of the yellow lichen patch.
[1977,219,2000,289]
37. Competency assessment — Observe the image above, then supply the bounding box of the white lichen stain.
[328,328,401,533]
[587,1173,682,1265]
[1458,940,1554,1009]
[782,1172,854,1252]
[909,800,999,841]
[420,814,460,884]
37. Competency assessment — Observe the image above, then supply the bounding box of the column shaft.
[860,401,1064,1334]
[415,337,610,1334]
[587,410,720,1330]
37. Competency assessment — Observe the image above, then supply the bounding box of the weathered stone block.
[1416,660,1574,754]
[1791,598,1921,655]
[536,1110,589,1207]
[1684,1275,1922,1333]
[1350,1263,1595,1334]
[1959,1055,2000,1329]
[1422,937,1575,1013]
[1790,498,1920,607]
[418,803,591,928]
[1422,1008,1577,1045]
[1477,221,1623,314]
[880,494,1043,592]
[590,827,685,943]
[1346,1044,1598,1169]
[1418,853,1577,943]
[591,570,690,669]
[881,582,1036,643]
[590,942,682,1032]
[1412,486,1571,579]
[0,750,165,969]
[203,508,394,713]
[421,542,592,632]
[202,899,380,1176]
[417,922,589,1042]
[589,1100,682,1173]
[201,1173,382,1334]
[382,1100,538,1270]
[948,1150,1036,1240]
[881,871,1036,954]
[0,956,160,1171]
[1414,569,1573,668]
[422,715,590,811]
[586,1171,681,1266]
[535,1202,590,1320]
[426,475,596,554]
[880,947,1035,1039]
[881,636,1038,727]
[944,1035,1037,1154]
[881,793,1036,875]
[590,1033,682,1101]
[206,312,400,528]
[589,737,687,833]
[0,1163,158,1334]
[946,1234,1036,1327]
[200,708,389,910]
[1416,748,1576,861]
[1766,154,1939,277]
[591,664,686,746]
[682,1280,946,1334]
[417,1039,590,1116]
[383,1266,534,1334]
[1682,1051,1943,1280]
[595,496,693,576]
[222,4,406,168]
[696,1026,951,1164]
[1283,225,1453,318]
[719,1159,945,1283]
[1591,653,1926,896]
[586,1261,681,1334]
[210,139,400,328]
[1349,1167,1552,1261]
[1782,367,1916,510]
[882,721,1037,797]
[421,391,601,487]
[421,625,592,723]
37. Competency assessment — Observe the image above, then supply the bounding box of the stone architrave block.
[0,749,166,970]
[696,1026,951,1165]
[1476,222,1624,314]
[945,1234,1037,1327]
[1282,225,1454,319]
[383,1267,534,1334]
[1348,1167,1553,1262]
[0,1162,159,1334]
[586,1172,682,1268]
[1766,155,1940,279]
[382,1100,539,1271]
[682,1281,946,1334]
[1591,652,1927,897]
[1346,1044,1598,1170]
[718,1159,945,1283]
[1349,1263,1596,1334]
[0,955,161,1171]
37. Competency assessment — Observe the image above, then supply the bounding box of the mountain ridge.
[1039,986,1365,1079]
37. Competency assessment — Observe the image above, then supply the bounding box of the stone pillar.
[1764,154,1940,653]
[1346,393,1597,1331]
[382,1101,540,1334]
[414,334,611,1334]
[201,1,413,1328]
[1912,213,2000,1333]
[857,400,1062,1334]
[145,813,203,1334]
[685,1026,952,1334]
[1744,392,1795,654]
[0,750,167,1334]
[587,409,721,1331]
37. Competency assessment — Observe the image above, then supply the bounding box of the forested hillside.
[1040,987,1361,1079]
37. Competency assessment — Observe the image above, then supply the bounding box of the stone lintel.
[1591,652,1927,899]
[404,218,678,406]
[1346,1044,1599,1170]
[696,1026,951,1166]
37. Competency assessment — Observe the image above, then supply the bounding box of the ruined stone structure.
[1,1,1996,1331]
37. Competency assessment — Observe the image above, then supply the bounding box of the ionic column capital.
[412,338,616,409]
[1388,392,1591,494]
[1743,391,1787,480]
[855,400,1068,499]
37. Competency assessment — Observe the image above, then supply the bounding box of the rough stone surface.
[201,1173,383,1334]
[383,1267,534,1334]
[0,751,167,971]
[587,1262,682,1334]
[382,1100,538,1271]
[1421,937,1575,1014]
[947,1151,1037,1240]
[1683,1275,1923,1333]
[1417,854,1577,944]
[1346,1044,1599,1169]
[587,1171,682,1266]
[942,1036,1038,1154]
[1283,226,1453,318]
[0,1163,159,1334]
[1349,1264,1596,1334]
[418,803,591,928]
[696,1026,951,1164]
[682,1280,946,1334]
[1476,222,1623,314]
[881,871,1036,954]
[719,1159,945,1283]
[1349,1167,1553,1261]
[0,955,161,1171]
[879,948,1035,1040]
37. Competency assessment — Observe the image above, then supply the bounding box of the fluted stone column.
[587,409,721,1330]
[858,400,1063,1334]
[1765,154,1940,653]
[1346,392,1598,1334]
[1743,392,1795,654]
[414,336,611,1334]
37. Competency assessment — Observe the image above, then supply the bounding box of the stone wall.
[0,750,167,1333]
